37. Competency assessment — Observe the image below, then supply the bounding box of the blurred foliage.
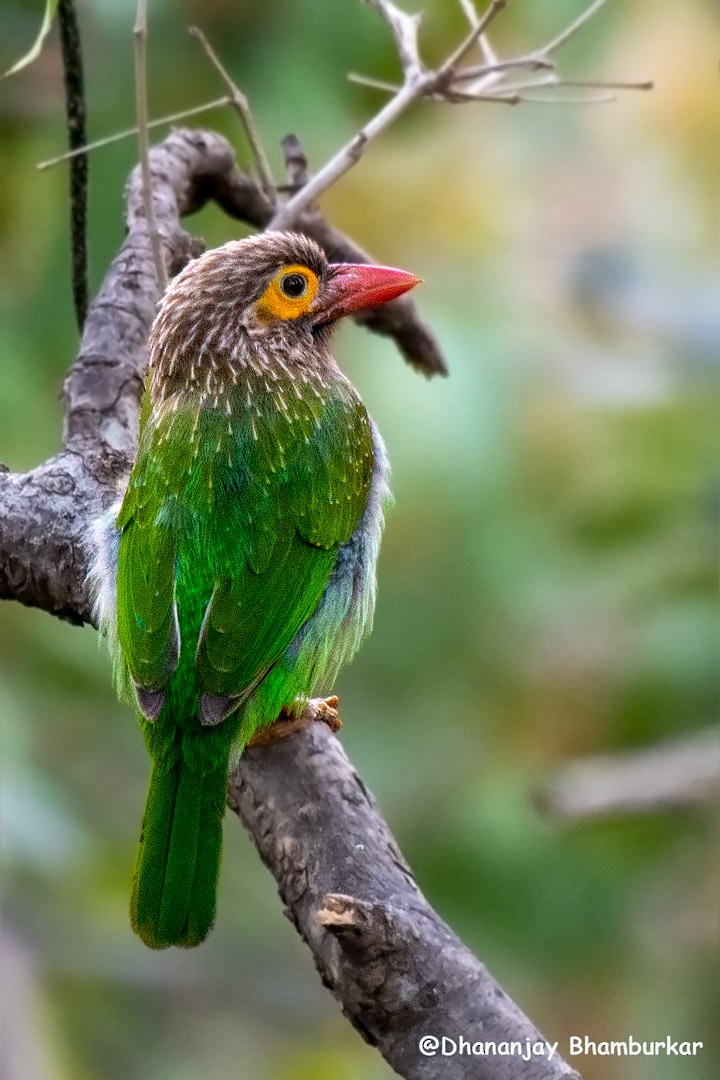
[1,2,718,1079]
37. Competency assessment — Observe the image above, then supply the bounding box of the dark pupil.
[281,273,307,298]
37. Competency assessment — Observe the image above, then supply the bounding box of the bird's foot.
[311,695,342,733]
[247,696,341,747]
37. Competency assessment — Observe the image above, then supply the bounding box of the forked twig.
[40,0,652,248]
[435,0,507,82]
[133,0,167,291]
[347,54,550,92]
[270,0,652,228]
[270,0,507,229]
[458,0,652,102]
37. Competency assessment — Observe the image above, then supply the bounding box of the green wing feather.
[194,386,372,702]
[116,376,373,711]
[116,481,178,693]
[196,529,336,698]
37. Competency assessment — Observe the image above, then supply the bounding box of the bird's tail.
[130,752,228,949]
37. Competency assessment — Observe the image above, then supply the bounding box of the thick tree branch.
[232,713,580,1080]
[1,127,578,1078]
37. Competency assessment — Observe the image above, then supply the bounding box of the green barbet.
[90,232,420,949]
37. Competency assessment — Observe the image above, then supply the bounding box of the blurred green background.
[1,2,718,1078]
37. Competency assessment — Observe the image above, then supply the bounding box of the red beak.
[310,262,421,323]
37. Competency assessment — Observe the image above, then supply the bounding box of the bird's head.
[151,231,420,383]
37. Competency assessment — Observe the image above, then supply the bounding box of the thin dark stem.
[57,0,88,330]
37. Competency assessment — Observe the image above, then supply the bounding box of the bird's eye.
[280,273,307,298]
[257,265,318,321]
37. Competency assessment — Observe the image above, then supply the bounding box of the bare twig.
[271,0,652,229]
[37,97,230,170]
[539,0,607,54]
[435,0,506,82]
[348,72,520,104]
[270,93,423,226]
[451,56,555,81]
[133,0,167,291]
[367,0,424,81]
[269,85,418,228]
[270,0,505,229]
[465,0,652,100]
[269,0,431,229]
[458,0,482,29]
[346,72,406,93]
[43,0,652,242]
[535,730,720,822]
[434,89,520,105]
[546,77,654,91]
[190,26,275,196]
[509,91,617,105]
[458,0,507,93]
[347,54,551,92]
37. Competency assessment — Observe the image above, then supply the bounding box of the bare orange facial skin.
[255,265,319,322]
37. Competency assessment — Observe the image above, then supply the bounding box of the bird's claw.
[247,696,341,747]
[313,695,342,732]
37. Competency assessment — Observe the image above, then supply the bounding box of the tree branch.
[1,127,577,1079]
[535,729,720,821]
[232,707,580,1080]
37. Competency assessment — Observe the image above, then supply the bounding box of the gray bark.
[0,128,580,1080]
[234,715,580,1079]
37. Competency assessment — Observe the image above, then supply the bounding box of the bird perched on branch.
[90,231,420,949]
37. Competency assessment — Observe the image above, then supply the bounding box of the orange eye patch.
[255,264,319,322]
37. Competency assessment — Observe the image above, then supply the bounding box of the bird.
[89,231,420,949]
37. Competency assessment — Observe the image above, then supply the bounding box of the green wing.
[115,381,373,725]
[195,388,373,718]
[115,450,179,697]
[196,525,335,699]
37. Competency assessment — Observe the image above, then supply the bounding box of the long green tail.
[130,753,228,949]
